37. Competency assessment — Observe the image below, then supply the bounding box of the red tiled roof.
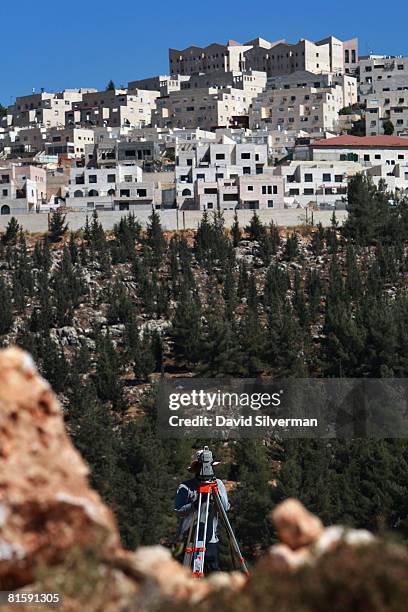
[312,135,408,148]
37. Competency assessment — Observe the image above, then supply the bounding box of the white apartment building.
[169,41,252,75]
[65,163,160,211]
[128,75,190,96]
[9,89,95,128]
[311,135,408,166]
[359,56,408,101]
[44,128,95,158]
[250,80,354,134]
[179,70,267,94]
[66,89,159,129]
[365,91,408,136]
[0,127,47,157]
[176,137,268,208]
[365,161,408,196]
[153,86,255,130]
[0,164,47,214]
[243,36,357,77]
[277,160,362,208]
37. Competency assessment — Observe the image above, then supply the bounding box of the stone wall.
[0,209,347,233]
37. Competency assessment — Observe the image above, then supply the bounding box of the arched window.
[1,205,10,215]
[107,189,116,196]
[74,190,83,197]
[182,188,191,196]
[88,189,99,197]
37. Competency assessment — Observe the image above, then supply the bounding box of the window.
[289,188,300,195]
[398,154,405,160]
[89,175,97,183]
[187,159,193,166]
[267,200,274,208]
[196,174,205,180]
[124,175,132,182]
[335,175,343,183]
[323,173,331,182]
[247,185,254,191]
[216,153,225,160]
[375,154,381,160]
[216,173,224,179]
[243,167,251,174]
[137,189,147,197]
[204,188,217,194]
[107,174,115,183]
[2,189,8,196]
[223,193,237,201]
[304,173,313,182]
[364,154,370,162]
[304,188,314,195]
[262,186,267,194]
[241,152,251,159]
[120,189,130,197]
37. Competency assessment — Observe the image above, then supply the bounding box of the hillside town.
[1,34,408,217]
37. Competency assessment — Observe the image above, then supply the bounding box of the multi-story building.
[128,75,190,96]
[44,128,95,158]
[169,41,252,76]
[170,36,357,79]
[9,89,95,128]
[175,137,268,208]
[365,91,408,136]
[359,55,408,101]
[0,163,47,214]
[311,135,408,166]
[277,160,362,208]
[244,36,357,77]
[66,89,159,129]
[179,70,266,94]
[65,163,161,211]
[250,72,357,133]
[153,86,255,130]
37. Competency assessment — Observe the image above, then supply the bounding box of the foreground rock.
[0,347,120,589]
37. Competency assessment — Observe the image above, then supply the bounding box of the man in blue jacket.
[175,452,229,574]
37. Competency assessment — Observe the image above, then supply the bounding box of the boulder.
[270,498,324,550]
[0,347,120,589]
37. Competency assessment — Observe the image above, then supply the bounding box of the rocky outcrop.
[0,347,120,589]
[262,497,376,572]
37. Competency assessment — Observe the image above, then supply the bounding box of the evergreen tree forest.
[2,176,408,562]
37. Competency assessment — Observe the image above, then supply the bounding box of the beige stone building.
[244,36,357,77]
[365,91,408,136]
[66,89,159,129]
[169,40,251,75]
[359,55,408,101]
[10,89,95,128]
[250,72,357,133]
[153,86,254,130]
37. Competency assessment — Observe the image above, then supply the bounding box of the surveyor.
[174,450,229,573]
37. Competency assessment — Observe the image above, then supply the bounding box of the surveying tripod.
[182,449,249,578]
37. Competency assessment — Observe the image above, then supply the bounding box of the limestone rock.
[271,498,324,550]
[0,347,120,589]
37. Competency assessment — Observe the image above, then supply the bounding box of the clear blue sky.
[2,0,408,105]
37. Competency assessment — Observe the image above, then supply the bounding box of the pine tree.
[1,217,21,245]
[231,211,241,247]
[49,209,68,243]
[94,330,126,412]
[0,279,13,334]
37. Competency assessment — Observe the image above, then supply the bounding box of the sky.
[2,0,408,104]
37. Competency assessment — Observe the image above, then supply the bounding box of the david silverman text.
[168,415,318,427]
